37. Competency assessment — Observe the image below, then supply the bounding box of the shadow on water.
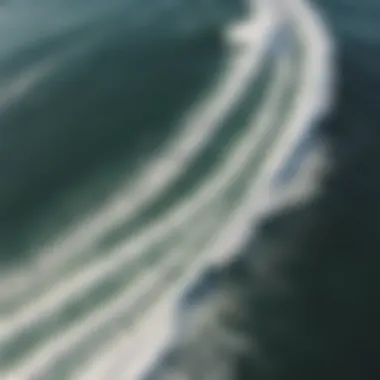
[0,20,228,263]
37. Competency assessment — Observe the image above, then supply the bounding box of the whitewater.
[0,0,332,379]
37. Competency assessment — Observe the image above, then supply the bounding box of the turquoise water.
[0,0,336,379]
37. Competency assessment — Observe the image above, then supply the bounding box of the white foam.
[0,0,334,378]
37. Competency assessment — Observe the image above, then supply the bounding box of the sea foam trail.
[0,0,333,378]
[4,47,293,380]
[0,0,270,304]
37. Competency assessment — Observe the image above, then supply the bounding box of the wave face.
[3,0,379,379]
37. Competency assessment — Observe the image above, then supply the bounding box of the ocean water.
[0,0,378,379]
